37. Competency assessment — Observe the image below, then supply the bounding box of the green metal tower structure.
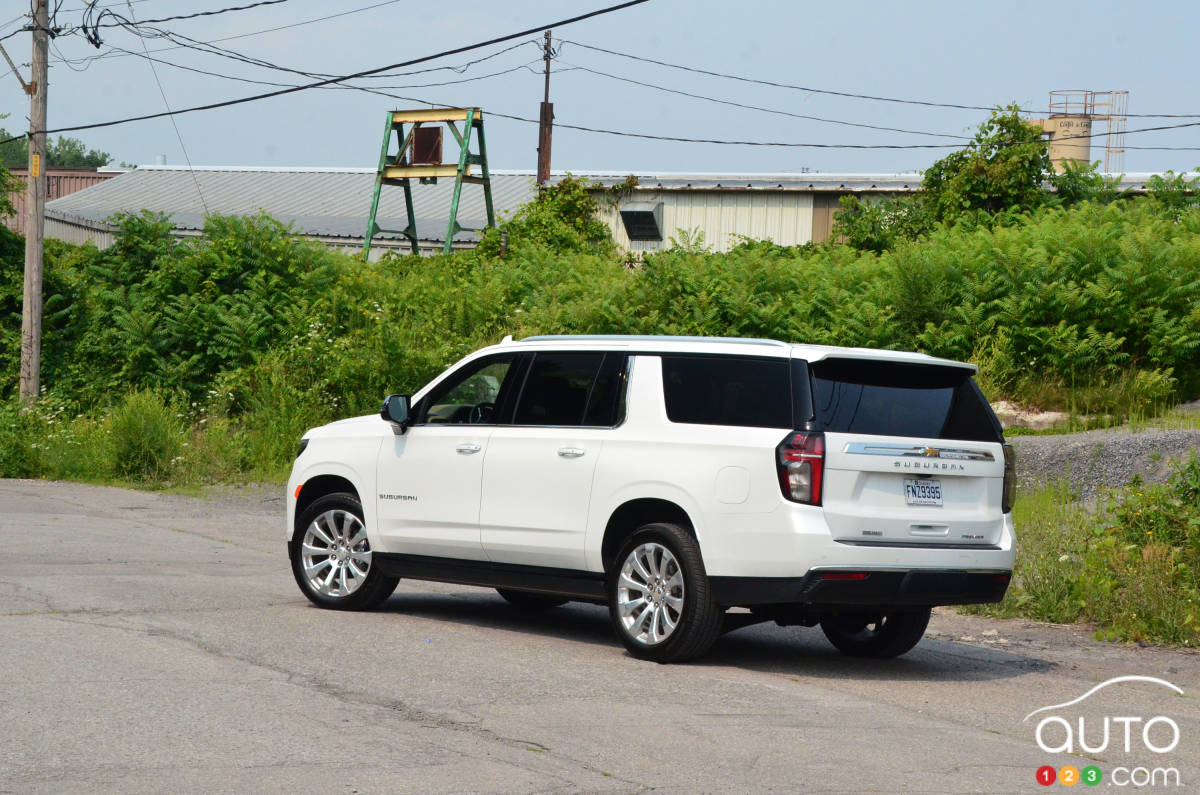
[364,107,495,257]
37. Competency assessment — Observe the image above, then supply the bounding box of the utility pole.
[20,0,48,405]
[536,30,553,186]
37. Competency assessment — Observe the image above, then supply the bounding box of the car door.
[374,353,523,560]
[480,352,627,570]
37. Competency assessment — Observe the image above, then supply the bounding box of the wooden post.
[20,0,48,405]
[536,30,553,186]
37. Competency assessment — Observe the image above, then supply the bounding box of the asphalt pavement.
[1,480,1197,793]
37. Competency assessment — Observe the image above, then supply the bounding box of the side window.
[583,353,629,427]
[662,355,792,428]
[513,352,615,427]
[420,355,516,425]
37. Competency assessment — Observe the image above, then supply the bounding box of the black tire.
[290,492,399,611]
[608,523,723,663]
[819,608,932,658]
[496,588,569,609]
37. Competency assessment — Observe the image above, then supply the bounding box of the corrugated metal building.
[41,166,924,255]
[39,166,1176,255]
[573,172,925,251]
[578,172,1179,251]
[4,166,121,236]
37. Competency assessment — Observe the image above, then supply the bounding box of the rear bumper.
[709,567,1012,608]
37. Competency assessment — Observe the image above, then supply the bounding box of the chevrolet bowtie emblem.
[921,447,940,458]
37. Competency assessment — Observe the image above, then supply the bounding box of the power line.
[70,23,979,145]
[558,38,1200,121]
[50,38,89,70]
[51,32,538,89]
[9,3,1197,155]
[557,60,969,140]
[55,20,538,84]
[125,0,208,214]
[358,85,1200,151]
[0,0,651,143]
[536,120,1200,150]
[90,0,291,29]
[104,35,970,150]
[51,0,406,67]
[57,0,153,13]
[0,13,27,34]
[111,43,543,93]
[493,113,962,149]
[558,38,1006,113]
[106,27,538,84]
[345,84,964,150]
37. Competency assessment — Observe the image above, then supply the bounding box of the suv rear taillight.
[777,431,824,505]
[1002,443,1016,513]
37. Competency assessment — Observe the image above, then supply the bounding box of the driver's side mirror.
[381,394,411,433]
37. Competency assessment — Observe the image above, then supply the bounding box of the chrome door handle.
[557,447,585,458]
[456,443,482,454]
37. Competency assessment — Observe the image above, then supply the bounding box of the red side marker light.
[294,484,303,499]
[821,572,869,581]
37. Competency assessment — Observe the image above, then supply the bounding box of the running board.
[373,553,607,604]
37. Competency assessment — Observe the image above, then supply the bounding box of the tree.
[46,136,112,167]
[834,104,1120,252]
[921,103,1051,222]
[0,128,111,168]
[0,166,18,219]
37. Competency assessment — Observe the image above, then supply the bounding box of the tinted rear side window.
[583,353,629,427]
[662,355,791,428]
[809,358,1001,442]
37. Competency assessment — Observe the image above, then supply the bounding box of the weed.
[106,389,185,483]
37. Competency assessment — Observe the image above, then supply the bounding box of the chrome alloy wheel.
[300,509,372,597]
[617,542,685,645]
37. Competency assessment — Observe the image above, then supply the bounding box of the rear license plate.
[904,478,943,506]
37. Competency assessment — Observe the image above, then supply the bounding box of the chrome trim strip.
[810,565,1009,572]
[843,442,995,462]
[833,540,1002,550]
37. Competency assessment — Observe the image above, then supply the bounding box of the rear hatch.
[809,356,1008,548]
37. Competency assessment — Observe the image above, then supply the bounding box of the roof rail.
[515,334,790,347]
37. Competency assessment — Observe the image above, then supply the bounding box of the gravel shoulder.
[1011,425,1200,499]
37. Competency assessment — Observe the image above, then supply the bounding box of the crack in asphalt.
[40,610,646,791]
[0,577,59,614]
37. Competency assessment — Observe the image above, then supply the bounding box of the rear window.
[662,355,792,428]
[809,358,1002,442]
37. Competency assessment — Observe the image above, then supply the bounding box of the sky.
[1,0,1197,176]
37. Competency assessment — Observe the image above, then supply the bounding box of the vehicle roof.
[494,334,976,372]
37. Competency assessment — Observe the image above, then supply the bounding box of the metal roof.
[562,172,928,192]
[560,171,1184,193]
[44,165,540,244]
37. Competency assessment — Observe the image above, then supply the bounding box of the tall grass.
[967,454,1200,647]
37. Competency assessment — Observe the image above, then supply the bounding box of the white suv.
[287,335,1016,662]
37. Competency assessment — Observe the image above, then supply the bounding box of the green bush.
[106,389,185,482]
